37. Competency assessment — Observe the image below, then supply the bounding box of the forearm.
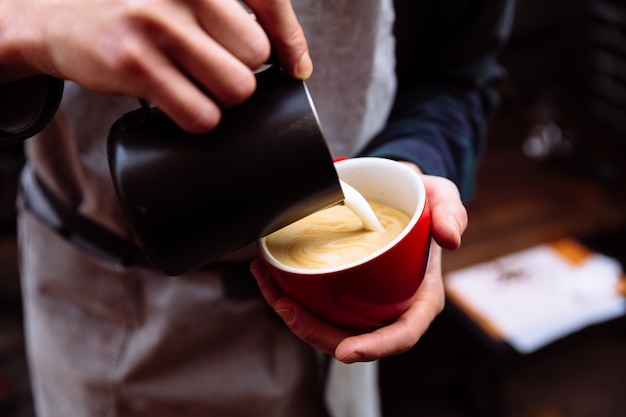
[361,0,514,202]
[0,0,46,85]
[360,83,492,202]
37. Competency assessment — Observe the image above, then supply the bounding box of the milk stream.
[339,180,384,233]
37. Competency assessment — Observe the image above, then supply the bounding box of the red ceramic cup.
[259,157,432,331]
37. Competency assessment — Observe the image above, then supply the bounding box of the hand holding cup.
[253,159,468,362]
[259,157,432,331]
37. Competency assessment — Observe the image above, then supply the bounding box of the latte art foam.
[265,201,411,269]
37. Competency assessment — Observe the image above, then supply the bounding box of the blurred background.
[381,0,626,416]
[1,0,626,416]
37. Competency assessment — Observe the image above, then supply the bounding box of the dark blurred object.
[495,0,589,106]
[0,128,25,417]
[522,99,624,185]
[0,374,16,415]
[0,142,24,230]
[496,0,626,162]
[586,0,626,134]
[580,223,626,272]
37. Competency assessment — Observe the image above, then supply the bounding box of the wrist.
[0,1,44,85]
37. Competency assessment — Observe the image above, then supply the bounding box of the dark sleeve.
[0,75,64,147]
[359,0,515,202]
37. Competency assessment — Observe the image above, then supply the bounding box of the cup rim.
[259,157,426,275]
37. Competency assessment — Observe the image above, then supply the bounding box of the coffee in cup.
[264,200,410,269]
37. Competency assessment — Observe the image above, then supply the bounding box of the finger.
[107,38,223,133]
[272,297,351,357]
[398,164,466,250]
[249,259,284,305]
[334,318,416,363]
[106,2,259,129]
[245,0,313,79]
[195,0,271,69]
[335,245,445,363]
[151,10,259,108]
[147,67,222,132]
[167,25,258,106]
[250,259,350,356]
[422,176,468,250]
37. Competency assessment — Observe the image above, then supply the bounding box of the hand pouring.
[107,64,346,276]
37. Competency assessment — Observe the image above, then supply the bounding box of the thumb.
[422,175,468,251]
[246,0,313,80]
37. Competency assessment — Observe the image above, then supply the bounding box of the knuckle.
[394,320,423,352]
[398,337,417,354]
[125,0,165,19]
[244,35,272,68]
[110,36,150,80]
[219,69,256,105]
[158,98,222,134]
[434,296,445,315]
[182,107,221,133]
[274,26,307,56]
[297,328,324,347]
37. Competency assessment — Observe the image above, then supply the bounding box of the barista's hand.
[0,0,312,132]
[250,167,468,362]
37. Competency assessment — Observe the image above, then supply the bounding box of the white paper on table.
[445,239,626,354]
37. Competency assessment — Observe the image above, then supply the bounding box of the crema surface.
[266,201,410,269]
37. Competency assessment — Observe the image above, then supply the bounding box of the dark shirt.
[362,0,515,201]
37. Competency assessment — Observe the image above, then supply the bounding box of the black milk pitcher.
[107,64,343,276]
